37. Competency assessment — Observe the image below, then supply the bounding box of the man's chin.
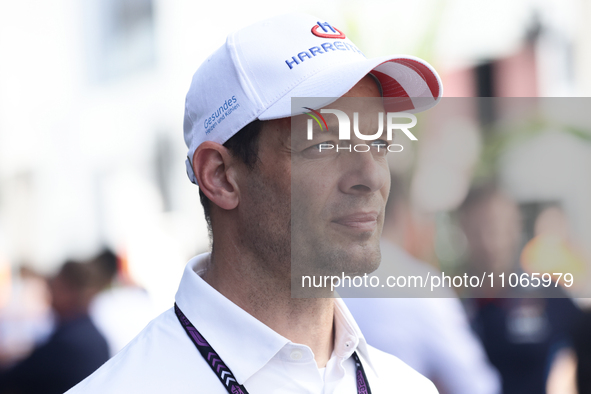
[300,246,381,275]
[341,252,382,276]
[340,236,382,264]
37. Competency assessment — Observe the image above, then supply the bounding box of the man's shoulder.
[365,344,439,393]
[65,307,221,393]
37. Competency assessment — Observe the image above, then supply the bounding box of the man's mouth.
[331,212,379,232]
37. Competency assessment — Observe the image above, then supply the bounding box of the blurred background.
[0,0,590,393]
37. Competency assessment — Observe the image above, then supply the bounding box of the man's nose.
[337,147,388,195]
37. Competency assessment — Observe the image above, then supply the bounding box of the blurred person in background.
[0,266,53,369]
[520,205,587,291]
[88,249,156,356]
[573,310,591,394]
[458,185,582,394]
[0,261,109,394]
[345,174,501,394]
[88,249,119,292]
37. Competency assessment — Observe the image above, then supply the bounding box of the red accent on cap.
[371,70,416,112]
[391,58,441,99]
[311,25,346,39]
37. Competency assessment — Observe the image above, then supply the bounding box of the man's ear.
[192,141,240,211]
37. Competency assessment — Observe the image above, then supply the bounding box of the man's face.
[290,77,390,279]
[235,76,390,283]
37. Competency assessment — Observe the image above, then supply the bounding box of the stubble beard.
[238,167,292,286]
[238,167,384,297]
[290,198,383,293]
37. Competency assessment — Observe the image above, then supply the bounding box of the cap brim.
[258,54,443,120]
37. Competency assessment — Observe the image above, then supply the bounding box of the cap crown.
[184,13,442,184]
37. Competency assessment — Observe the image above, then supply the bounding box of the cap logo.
[311,21,346,39]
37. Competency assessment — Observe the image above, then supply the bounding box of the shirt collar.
[333,297,377,376]
[175,253,377,382]
[175,253,289,384]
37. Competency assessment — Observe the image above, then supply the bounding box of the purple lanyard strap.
[174,303,372,394]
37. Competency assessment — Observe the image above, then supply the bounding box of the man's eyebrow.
[306,126,340,139]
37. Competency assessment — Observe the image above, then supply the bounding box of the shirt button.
[290,350,303,360]
[345,340,353,349]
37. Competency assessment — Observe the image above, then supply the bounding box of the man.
[67,13,442,393]
[0,261,109,394]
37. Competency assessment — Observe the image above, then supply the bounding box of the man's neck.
[202,248,335,368]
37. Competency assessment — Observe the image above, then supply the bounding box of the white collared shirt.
[66,253,437,393]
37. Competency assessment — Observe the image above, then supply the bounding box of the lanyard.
[174,303,372,394]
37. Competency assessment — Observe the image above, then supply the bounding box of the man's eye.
[371,139,387,145]
[308,141,335,151]
[370,140,389,155]
[302,141,336,158]
[315,142,335,150]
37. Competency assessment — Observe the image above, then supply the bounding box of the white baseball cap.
[184,13,443,184]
